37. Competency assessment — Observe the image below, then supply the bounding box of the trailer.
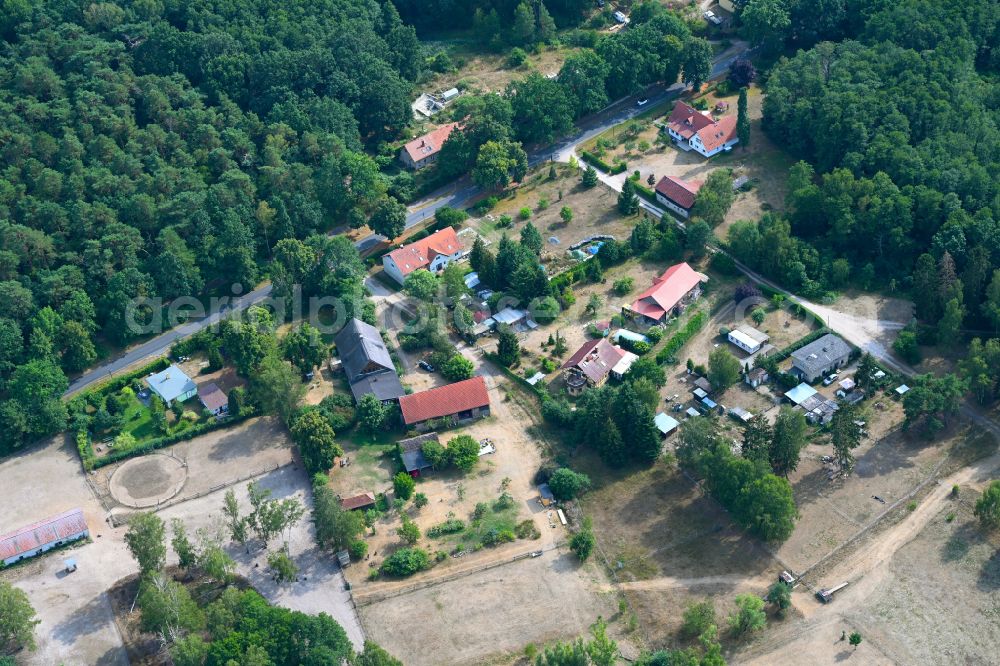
[816,581,849,603]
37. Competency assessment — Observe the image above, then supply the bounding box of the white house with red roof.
[654,175,703,218]
[624,262,709,324]
[665,101,738,157]
[382,227,466,285]
[399,122,459,169]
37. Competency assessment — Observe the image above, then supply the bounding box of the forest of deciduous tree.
[730,0,999,322]
[0,0,420,451]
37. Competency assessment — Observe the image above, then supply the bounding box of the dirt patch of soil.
[422,43,575,95]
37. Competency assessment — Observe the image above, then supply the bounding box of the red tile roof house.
[664,100,739,158]
[382,227,465,285]
[561,338,635,396]
[654,175,703,218]
[399,376,491,432]
[623,262,709,325]
[1,508,89,566]
[399,122,459,170]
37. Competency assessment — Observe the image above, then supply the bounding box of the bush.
[318,393,357,431]
[656,310,707,364]
[507,47,528,67]
[481,528,516,546]
[515,520,541,539]
[348,540,368,560]
[393,471,416,500]
[379,548,431,577]
[493,492,515,511]
[613,277,634,295]
[580,150,627,174]
[570,522,595,561]
[519,206,532,220]
[548,468,591,500]
[427,518,465,537]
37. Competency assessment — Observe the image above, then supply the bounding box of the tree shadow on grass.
[978,549,1000,592]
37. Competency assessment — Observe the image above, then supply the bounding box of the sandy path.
[736,442,1000,664]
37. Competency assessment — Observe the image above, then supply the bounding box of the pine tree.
[537,2,556,42]
[512,2,535,45]
[742,414,772,462]
[615,383,661,464]
[497,324,520,367]
[937,251,962,304]
[737,87,750,147]
[618,178,639,215]
[581,165,598,188]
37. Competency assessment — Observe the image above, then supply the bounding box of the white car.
[703,10,722,25]
[823,373,840,386]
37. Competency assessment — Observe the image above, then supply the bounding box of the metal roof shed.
[655,412,680,436]
[785,383,818,406]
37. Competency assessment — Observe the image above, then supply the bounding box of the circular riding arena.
[109,454,187,509]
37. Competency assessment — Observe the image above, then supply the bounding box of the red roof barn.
[399,376,491,431]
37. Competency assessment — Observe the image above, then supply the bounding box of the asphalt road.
[64,43,748,397]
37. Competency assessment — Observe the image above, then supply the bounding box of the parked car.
[823,373,840,386]
[703,10,722,25]
[418,360,435,372]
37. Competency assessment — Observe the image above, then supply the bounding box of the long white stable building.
[0,508,89,566]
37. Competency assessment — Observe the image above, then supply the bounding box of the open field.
[577,374,997,658]
[419,41,575,96]
[581,461,777,648]
[470,166,638,275]
[736,473,1000,665]
[360,550,616,666]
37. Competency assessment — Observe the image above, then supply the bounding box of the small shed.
[692,387,708,400]
[745,367,769,388]
[839,378,856,392]
[198,382,229,416]
[701,397,718,410]
[340,492,376,511]
[538,483,556,507]
[336,550,351,568]
[399,433,438,477]
[785,383,818,406]
[895,384,910,397]
[655,412,680,438]
[693,376,712,393]
[464,272,480,289]
[685,407,701,418]
[728,406,753,423]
